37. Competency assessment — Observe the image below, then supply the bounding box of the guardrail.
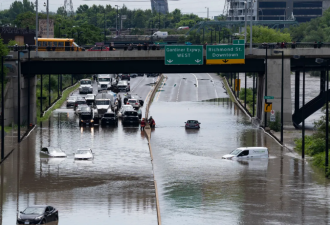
[145,74,164,124]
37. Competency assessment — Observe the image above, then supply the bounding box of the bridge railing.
[8,42,330,52]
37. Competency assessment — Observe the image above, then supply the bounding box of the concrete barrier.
[143,74,164,225]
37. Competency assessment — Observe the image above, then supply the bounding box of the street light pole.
[1,56,4,160]
[35,0,39,56]
[244,1,247,43]
[46,0,49,38]
[115,5,118,35]
[104,10,106,43]
[158,3,161,30]
[274,50,284,143]
[249,6,253,55]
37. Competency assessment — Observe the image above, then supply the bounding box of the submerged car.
[118,105,134,117]
[222,147,269,160]
[185,120,200,129]
[130,73,138,78]
[122,110,140,125]
[66,96,77,107]
[40,147,66,158]
[74,149,94,160]
[75,104,89,115]
[17,205,58,224]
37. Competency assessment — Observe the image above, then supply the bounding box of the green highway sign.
[206,44,245,64]
[165,45,203,65]
[233,39,245,45]
[264,96,274,100]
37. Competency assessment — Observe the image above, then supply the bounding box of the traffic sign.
[165,45,203,65]
[233,39,245,45]
[270,115,276,122]
[264,96,274,100]
[235,79,241,91]
[206,45,245,65]
[264,102,272,112]
[270,110,275,115]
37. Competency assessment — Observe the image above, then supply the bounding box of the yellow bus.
[35,38,84,51]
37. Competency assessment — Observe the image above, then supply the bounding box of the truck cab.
[97,74,112,92]
[93,93,114,124]
[79,79,93,94]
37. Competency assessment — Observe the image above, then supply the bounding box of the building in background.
[151,0,169,14]
[0,27,35,45]
[227,0,257,21]
[258,0,328,22]
[226,0,330,22]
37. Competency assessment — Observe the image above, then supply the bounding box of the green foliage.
[289,8,330,42]
[238,88,256,115]
[241,26,292,43]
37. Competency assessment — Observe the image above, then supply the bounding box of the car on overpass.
[121,74,130,81]
[130,73,138,78]
[87,46,109,51]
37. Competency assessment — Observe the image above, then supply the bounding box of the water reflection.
[0,110,157,225]
[150,100,330,225]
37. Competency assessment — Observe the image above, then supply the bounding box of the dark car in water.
[101,110,118,126]
[121,74,130,81]
[17,205,58,224]
[137,73,144,76]
[147,73,159,77]
[122,110,139,125]
[130,73,138,78]
[185,120,201,129]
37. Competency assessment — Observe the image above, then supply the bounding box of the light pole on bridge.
[274,50,284,143]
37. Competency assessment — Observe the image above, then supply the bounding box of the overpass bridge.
[5,48,330,129]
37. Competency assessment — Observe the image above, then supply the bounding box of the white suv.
[127,99,140,109]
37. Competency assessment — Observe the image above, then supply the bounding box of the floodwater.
[150,99,330,224]
[0,77,158,224]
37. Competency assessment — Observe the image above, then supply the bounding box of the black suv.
[122,110,139,125]
[121,74,130,81]
[101,111,118,126]
[123,94,144,106]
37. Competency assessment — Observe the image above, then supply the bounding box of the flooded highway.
[151,73,330,224]
[1,73,330,224]
[0,76,158,224]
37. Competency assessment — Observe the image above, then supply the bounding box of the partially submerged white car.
[40,147,67,157]
[222,147,268,160]
[74,149,94,160]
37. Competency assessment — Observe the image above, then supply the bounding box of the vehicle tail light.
[135,103,138,105]
[127,102,129,104]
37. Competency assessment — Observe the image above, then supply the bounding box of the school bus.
[35,38,84,51]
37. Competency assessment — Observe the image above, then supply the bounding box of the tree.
[76,5,89,14]
[244,26,291,43]
[57,6,66,16]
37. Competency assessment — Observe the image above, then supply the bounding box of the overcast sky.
[1,0,225,18]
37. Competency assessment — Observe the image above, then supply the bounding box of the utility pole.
[249,5,253,54]
[205,7,209,20]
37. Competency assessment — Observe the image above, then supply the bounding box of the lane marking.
[155,75,167,102]
[130,75,145,93]
[191,73,199,101]
[176,76,183,102]
[207,73,219,98]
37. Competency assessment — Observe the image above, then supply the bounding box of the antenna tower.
[64,0,74,16]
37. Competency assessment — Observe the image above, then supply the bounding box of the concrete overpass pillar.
[266,58,292,126]
[2,61,36,126]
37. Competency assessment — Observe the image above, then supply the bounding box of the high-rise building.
[226,0,329,22]
[258,0,328,22]
[151,0,169,14]
[227,0,257,21]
